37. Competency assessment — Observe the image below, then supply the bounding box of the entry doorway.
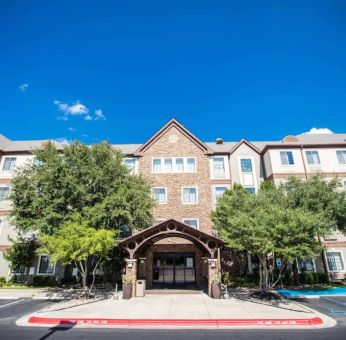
[153,252,196,287]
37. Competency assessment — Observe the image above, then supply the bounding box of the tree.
[4,235,37,282]
[283,175,346,276]
[9,141,155,235]
[212,182,322,291]
[39,215,116,295]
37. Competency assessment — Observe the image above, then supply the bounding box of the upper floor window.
[280,151,294,165]
[305,151,320,165]
[336,150,346,165]
[343,180,346,191]
[240,159,253,172]
[0,187,10,201]
[182,219,198,229]
[212,157,225,176]
[214,186,227,202]
[327,251,344,271]
[2,157,17,171]
[175,158,184,172]
[186,158,196,172]
[152,157,196,173]
[182,187,198,204]
[152,187,167,204]
[164,158,173,172]
[38,255,55,275]
[124,158,136,174]
[153,159,162,173]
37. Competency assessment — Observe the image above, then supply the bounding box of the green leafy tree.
[4,235,37,282]
[283,175,346,275]
[9,141,155,235]
[39,215,116,295]
[212,182,321,290]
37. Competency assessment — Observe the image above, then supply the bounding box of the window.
[297,259,315,272]
[124,158,136,174]
[38,255,55,275]
[213,157,225,175]
[152,188,167,204]
[12,265,26,275]
[2,157,17,171]
[327,252,344,271]
[187,158,196,172]
[164,158,173,172]
[245,187,256,194]
[280,151,294,165]
[305,151,320,165]
[33,158,43,166]
[240,159,253,172]
[343,180,346,191]
[183,219,198,229]
[182,187,198,204]
[0,187,10,201]
[0,219,2,235]
[336,150,346,165]
[153,159,161,173]
[214,186,227,202]
[175,158,184,172]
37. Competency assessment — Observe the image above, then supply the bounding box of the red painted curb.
[28,316,323,327]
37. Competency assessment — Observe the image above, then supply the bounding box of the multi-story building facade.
[1,120,346,290]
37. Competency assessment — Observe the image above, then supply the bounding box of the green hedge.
[299,272,328,285]
[32,275,58,287]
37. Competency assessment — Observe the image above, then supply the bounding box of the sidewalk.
[17,293,336,329]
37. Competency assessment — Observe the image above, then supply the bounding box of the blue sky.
[0,0,345,144]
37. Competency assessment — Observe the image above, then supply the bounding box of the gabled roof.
[229,138,261,154]
[133,119,214,156]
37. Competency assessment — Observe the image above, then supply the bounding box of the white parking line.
[0,299,25,308]
[323,297,346,307]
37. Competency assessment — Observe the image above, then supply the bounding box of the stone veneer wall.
[138,125,214,235]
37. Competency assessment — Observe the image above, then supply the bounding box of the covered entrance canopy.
[119,219,223,296]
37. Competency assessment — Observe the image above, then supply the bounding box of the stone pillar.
[125,259,137,297]
[207,258,220,297]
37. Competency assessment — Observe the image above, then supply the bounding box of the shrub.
[0,277,6,284]
[282,269,293,286]
[32,275,58,287]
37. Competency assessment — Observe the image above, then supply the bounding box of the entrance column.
[207,258,220,297]
[125,259,137,296]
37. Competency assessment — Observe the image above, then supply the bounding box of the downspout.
[299,145,308,180]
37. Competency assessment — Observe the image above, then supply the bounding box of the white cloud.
[303,127,334,135]
[94,109,105,121]
[19,83,28,91]
[54,100,89,121]
[84,115,93,121]
[68,127,76,132]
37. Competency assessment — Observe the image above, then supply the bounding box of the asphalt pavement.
[0,297,346,340]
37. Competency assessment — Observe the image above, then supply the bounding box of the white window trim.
[152,157,197,173]
[182,218,199,230]
[237,156,258,193]
[212,184,230,205]
[181,186,198,204]
[37,255,56,276]
[325,250,346,273]
[151,187,168,205]
[296,258,316,274]
[0,186,11,202]
[304,150,321,166]
[209,155,230,179]
[279,150,295,166]
[336,150,346,165]
[1,157,17,172]
[124,158,138,175]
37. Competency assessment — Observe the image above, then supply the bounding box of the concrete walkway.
[17,293,336,329]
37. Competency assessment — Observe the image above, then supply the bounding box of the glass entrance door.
[153,252,196,287]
